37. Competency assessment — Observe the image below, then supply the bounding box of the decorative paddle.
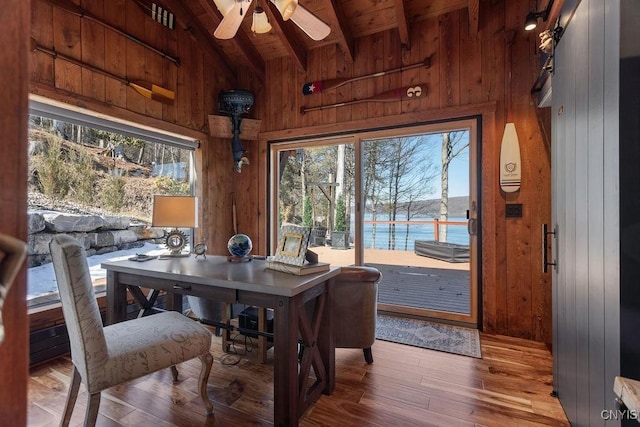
[300,83,427,114]
[45,0,179,65]
[302,57,431,95]
[30,38,175,105]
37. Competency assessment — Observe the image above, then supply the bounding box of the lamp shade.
[252,6,272,34]
[213,0,235,16]
[152,195,198,228]
[274,0,297,21]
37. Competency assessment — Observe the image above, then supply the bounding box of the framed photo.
[280,232,303,257]
[273,225,311,266]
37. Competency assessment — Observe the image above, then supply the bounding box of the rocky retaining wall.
[27,211,165,267]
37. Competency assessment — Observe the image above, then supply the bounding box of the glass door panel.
[361,127,477,325]
[273,142,356,267]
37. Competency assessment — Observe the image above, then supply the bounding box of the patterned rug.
[375,314,482,358]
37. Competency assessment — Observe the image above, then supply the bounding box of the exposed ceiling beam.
[393,0,410,49]
[324,0,354,64]
[264,0,307,73]
[468,0,479,36]
[159,0,237,82]
[196,0,265,81]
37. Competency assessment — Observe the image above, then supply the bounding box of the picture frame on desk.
[268,225,330,275]
[273,225,311,266]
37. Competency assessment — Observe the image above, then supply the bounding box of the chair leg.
[170,365,179,382]
[198,353,214,415]
[363,347,373,364]
[60,365,81,427]
[84,392,101,426]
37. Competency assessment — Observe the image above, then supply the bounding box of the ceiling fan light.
[274,0,297,21]
[252,6,272,34]
[213,0,235,16]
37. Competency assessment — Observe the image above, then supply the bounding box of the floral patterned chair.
[49,234,214,426]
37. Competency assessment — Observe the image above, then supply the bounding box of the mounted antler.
[217,90,255,172]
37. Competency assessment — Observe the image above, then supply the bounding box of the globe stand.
[227,255,252,263]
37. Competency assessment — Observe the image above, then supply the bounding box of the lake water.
[352,216,469,250]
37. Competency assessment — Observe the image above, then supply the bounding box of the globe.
[227,233,253,258]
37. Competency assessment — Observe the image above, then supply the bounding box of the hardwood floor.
[27,331,569,426]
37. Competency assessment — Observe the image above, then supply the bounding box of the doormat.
[375,314,482,358]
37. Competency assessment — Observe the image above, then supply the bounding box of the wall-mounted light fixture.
[524,0,555,31]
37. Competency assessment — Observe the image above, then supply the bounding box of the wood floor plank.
[27,332,569,426]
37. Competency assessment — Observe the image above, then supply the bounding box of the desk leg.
[317,277,335,394]
[106,270,127,325]
[221,303,232,353]
[258,307,268,364]
[165,292,182,313]
[273,296,298,427]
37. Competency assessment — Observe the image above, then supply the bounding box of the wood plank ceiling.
[172,0,474,81]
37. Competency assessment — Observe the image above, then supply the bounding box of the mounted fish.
[217,90,255,172]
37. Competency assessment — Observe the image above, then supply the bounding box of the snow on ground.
[27,242,168,300]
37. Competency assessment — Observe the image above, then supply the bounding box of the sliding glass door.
[270,120,479,325]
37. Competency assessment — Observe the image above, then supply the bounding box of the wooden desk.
[102,256,340,426]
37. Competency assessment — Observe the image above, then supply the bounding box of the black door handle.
[542,224,557,273]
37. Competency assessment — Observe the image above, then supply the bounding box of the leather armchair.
[333,266,382,364]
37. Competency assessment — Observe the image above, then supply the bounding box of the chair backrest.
[0,233,28,345]
[333,266,382,349]
[49,234,108,385]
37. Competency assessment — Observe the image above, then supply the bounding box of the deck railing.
[362,219,468,243]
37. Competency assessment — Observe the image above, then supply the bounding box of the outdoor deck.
[311,246,471,315]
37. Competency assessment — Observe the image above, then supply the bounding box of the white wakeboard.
[500,123,521,193]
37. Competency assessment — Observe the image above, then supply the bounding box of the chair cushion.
[87,311,212,392]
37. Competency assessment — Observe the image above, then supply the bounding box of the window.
[27,96,198,309]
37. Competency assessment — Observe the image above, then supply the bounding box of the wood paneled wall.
[255,1,553,343]
[28,0,266,257]
[1,1,30,423]
[25,0,552,346]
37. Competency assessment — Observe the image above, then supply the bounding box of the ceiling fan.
[212,0,331,41]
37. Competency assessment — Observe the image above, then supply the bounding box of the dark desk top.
[102,255,340,297]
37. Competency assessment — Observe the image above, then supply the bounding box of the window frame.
[26,96,199,323]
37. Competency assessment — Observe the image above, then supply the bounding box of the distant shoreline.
[360,196,470,218]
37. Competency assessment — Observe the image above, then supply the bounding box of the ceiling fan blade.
[214,0,253,40]
[286,3,331,41]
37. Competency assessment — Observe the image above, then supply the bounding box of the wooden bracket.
[208,115,262,140]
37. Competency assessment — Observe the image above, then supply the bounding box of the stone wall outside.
[27,211,165,267]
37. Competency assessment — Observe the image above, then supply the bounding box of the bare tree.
[439,131,468,241]
[370,136,437,250]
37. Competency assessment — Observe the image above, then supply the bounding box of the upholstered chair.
[49,234,214,426]
[0,233,27,345]
[333,266,382,364]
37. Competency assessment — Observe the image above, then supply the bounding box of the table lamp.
[152,195,198,257]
